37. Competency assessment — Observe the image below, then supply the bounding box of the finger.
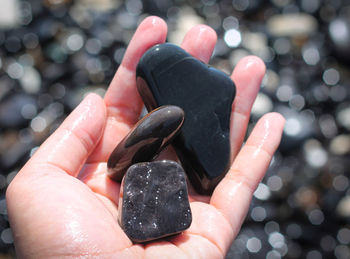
[104,16,167,125]
[180,25,217,63]
[29,93,106,177]
[88,16,167,163]
[210,113,285,237]
[230,56,266,159]
[183,202,234,255]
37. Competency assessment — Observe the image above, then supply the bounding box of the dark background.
[0,0,349,258]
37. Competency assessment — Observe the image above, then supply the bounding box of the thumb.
[28,93,106,177]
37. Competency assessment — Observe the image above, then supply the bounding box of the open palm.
[6,17,285,258]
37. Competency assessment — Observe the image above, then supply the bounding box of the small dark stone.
[119,160,192,243]
[136,43,236,194]
[107,105,184,182]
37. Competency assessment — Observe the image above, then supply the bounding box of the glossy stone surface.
[119,160,192,243]
[107,105,184,182]
[136,43,236,194]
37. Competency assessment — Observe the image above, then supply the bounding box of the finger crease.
[232,109,249,120]
[225,169,257,195]
[33,161,74,177]
[185,231,225,257]
[63,127,95,156]
[243,143,274,158]
[214,205,236,236]
[107,105,139,126]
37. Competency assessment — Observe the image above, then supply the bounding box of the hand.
[6,16,285,258]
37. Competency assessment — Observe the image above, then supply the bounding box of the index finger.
[104,16,167,125]
[87,16,167,163]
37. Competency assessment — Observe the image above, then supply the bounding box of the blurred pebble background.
[0,0,349,258]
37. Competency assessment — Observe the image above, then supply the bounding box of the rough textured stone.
[119,160,192,243]
[136,43,236,194]
[107,105,184,182]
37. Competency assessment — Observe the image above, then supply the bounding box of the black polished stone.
[119,160,192,243]
[107,105,184,182]
[136,43,236,194]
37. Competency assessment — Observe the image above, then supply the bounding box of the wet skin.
[6,16,285,259]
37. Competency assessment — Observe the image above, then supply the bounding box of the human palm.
[6,17,285,258]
